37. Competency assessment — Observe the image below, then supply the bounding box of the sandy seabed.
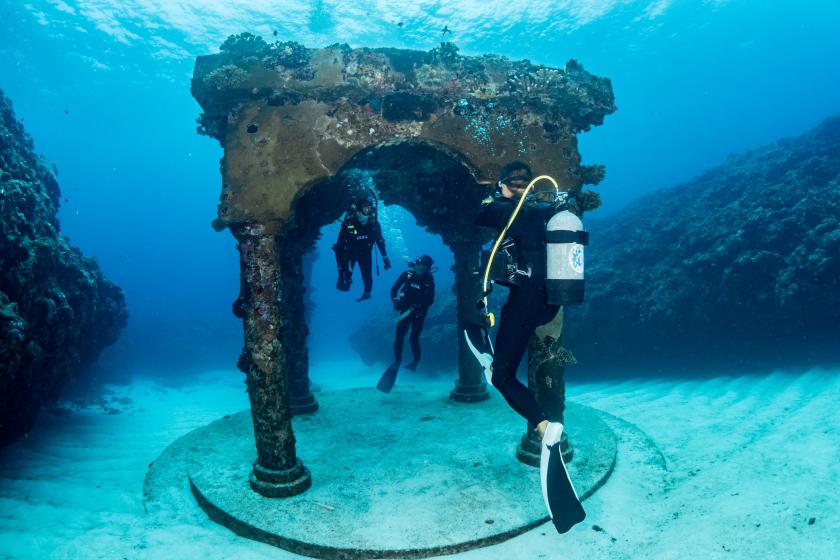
[0,363,837,559]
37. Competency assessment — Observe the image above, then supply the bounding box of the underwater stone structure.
[191,34,615,496]
[566,116,840,372]
[0,90,128,446]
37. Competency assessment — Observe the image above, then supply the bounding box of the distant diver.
[441,25,451,36]
[465,161,588,534]
[377,255,436,393]
[333,196,391,301]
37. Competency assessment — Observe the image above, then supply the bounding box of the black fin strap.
[545,230,589,245]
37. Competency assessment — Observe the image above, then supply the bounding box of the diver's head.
[355,198,375,223]
[498,161,533,196]
[411,254,434,275]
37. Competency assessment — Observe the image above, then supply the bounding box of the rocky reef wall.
[565,116,840,372]
[0,90,128,445]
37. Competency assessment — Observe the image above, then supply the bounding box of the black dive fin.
[376,363,399,393]
[463,322,494,384]
[540,422,586,534]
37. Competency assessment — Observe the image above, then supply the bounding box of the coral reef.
[0,90,127,446]
[565,116,840,371]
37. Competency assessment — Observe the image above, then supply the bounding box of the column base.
[290,393,319,415]
[516,428,573,467]
[249,458,312,498]
[449,380,490,403]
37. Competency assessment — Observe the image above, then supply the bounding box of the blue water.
[1,0,839,379]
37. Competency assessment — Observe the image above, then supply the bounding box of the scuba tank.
[545,199,588,305]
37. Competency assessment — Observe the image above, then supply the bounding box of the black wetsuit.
[477,195,559,426]
[335,215,388,295]
[391,269,435,365]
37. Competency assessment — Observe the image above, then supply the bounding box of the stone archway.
[292,139,492,404]
[191,37,615,497]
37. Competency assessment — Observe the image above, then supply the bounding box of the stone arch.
[282,139,493,416]
[193,38,616,497]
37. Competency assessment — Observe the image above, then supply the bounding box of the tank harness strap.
[545,230,589,245]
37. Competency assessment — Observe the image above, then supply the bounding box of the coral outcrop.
[565,116,840,371]
[0,90,127,446]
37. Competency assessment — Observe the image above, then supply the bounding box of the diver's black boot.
[404,361,419,372]
[356,291,371,302]
[376,363,399,393]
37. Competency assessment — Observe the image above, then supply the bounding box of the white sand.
[1,367,837,559]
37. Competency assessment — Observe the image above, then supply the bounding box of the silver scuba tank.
[545,209,588,305]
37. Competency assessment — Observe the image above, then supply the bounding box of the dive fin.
[463,322,494,384]
[376,363,399,393]
[540,422,586,534]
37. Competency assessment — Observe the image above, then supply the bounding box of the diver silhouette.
[376,255,436,393]
[333,196,391,301]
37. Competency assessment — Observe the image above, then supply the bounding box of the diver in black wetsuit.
[376,255,436,393]
[333,197,391,301]
[476,162,560,434]
[471,161,586,534]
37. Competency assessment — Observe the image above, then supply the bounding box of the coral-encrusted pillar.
[516,310,574,466]
[234,223,311,497]
[450,242,490,403]
[278,240,318,415]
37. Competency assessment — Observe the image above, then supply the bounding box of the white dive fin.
[540,422,586,534]
[463,323,494,384]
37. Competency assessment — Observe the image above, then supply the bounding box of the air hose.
[479,175,560,328]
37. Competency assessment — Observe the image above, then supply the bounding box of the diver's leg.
[358,250,373,298]
[393,315,411,365]
[405,312,425,369]
[490,289,548,426]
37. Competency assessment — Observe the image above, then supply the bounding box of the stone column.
[234,223,311,497]
[277,240,318,415]
[449,242,490,403]
[516,309,574,466]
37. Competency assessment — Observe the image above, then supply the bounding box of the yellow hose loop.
[481,175,559,324]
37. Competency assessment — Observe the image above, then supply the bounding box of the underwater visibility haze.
[1,1,839,558]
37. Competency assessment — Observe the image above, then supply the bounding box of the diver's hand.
[383,256,392,270]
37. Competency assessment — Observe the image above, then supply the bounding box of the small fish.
[64,109,69,114]
[397,21,403,27]
[273,29,278,36]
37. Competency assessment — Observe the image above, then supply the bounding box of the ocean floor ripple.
[0,366,837,559]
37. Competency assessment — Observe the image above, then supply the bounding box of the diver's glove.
[383,256,392,270]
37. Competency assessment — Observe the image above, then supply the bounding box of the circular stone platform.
[176,387,616,559]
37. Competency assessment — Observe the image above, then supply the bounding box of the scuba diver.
[376,255,436,393]
[333,196,391,301]
[466,161,587,534]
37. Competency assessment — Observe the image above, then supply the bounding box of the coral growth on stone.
[191,37,615,228]
[0,90,127,445]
